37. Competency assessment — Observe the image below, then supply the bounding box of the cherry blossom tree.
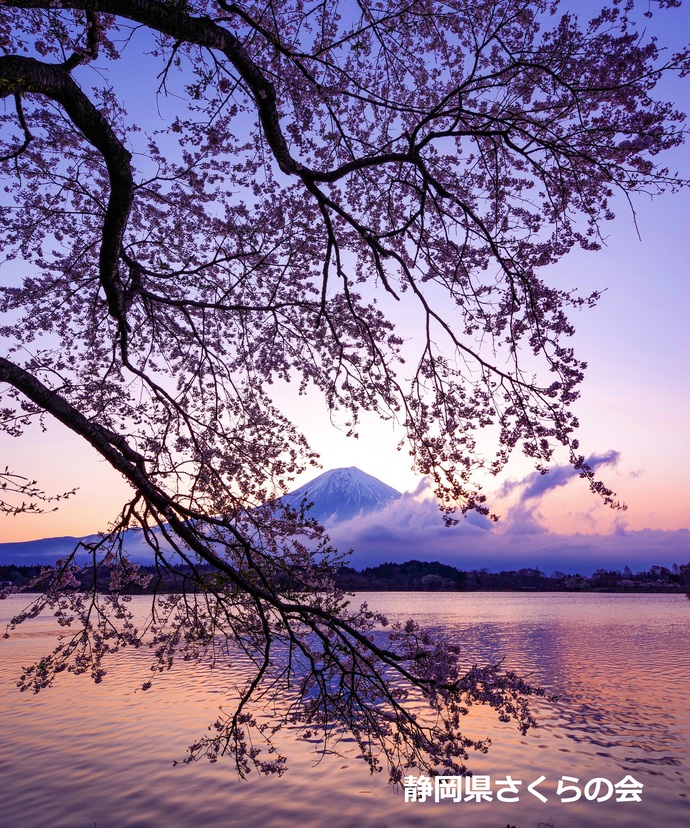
[0,0,687,780]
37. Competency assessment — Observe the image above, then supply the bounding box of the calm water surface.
[0,592,688,827]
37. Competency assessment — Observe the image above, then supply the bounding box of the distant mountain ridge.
[0,534,99,564]
[278,466,402,525]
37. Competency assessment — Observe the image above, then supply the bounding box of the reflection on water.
[1,592,688,827]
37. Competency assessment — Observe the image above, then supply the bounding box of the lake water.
[1,592,688,827]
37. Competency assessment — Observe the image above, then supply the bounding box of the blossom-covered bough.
[0,0,687,780]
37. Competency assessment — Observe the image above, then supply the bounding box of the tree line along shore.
[2,560,689,595]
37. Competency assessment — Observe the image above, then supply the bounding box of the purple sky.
[1,2,688,574]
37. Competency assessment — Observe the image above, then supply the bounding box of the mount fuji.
[279,466,402,526]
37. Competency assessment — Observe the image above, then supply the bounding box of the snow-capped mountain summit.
[279,466,402,525]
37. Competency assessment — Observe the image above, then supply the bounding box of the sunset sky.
[1,1,689,573]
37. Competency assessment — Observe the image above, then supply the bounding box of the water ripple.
[0,592,688,827]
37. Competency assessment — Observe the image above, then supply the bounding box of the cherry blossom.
[0,0,687,780]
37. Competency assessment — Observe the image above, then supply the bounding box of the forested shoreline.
[3,559,688,595]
